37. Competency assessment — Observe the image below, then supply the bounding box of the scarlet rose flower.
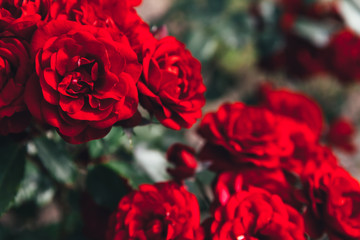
[325,29,360,82]
[118,9,155,56]
[282,144,338,177]
[262,87,323,139]
[167,143,197,181]
[0,1,42,39]
[213,167,298,208]
[301,164,360,239]
[50,0,153,56]
[106,182,204,240]
[138,36,206,130]
[0,36,31,135]
[327,118,356,153]
[25,20,142,143]
[207,186,305,240]
[198,103,294,169]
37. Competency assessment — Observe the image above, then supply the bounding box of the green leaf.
[87,126,125,159]
[33,137,76,184]
[86,164,131,210]
[0,137,26,216]
[106,160,153,188]
[14,161,54,207]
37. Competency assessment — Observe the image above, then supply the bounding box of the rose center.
[65,70,94,95]
[63,58,97,96]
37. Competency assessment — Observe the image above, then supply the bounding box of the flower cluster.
[255,0,360,83]
[117,85,357,240]
[0,0,206,143]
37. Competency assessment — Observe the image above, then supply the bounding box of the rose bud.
[327,117,356,153]
[166,143,197,181]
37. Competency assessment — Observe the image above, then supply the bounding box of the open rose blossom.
[213,167,298,209]
[198,102,294,169]
[301,164,360,239]
[138,36,206,130]
[106,182,204,240]
[206,186,305,240]
[25,20,142,143]
[261,87,323,139]
[0,35,31,135]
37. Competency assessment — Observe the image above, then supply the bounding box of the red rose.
[302,164,360,239]
[138,36,206,130]
[327,117,356,153]
[50,0,153,56]
[207,186,305,240]
[198,103,294,169]
[262,87,323,139]
[0,36,31,135]
[25,20,142,143]
[118,9,155,56]
[0,1,42,39]
[282,144,338,177]
[166,143,197,182]
[325,29,360,82]
[106,182,204,240]
[213,167,298,209]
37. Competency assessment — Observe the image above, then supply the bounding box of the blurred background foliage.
[2,0,360,239]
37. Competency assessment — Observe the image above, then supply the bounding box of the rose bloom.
[261,87,323,139]
[0,35,31,135]
[198,102,294,169]
[301,163,360,239]
[138,36,206,130]
[25,20,142,143]
[49,0,153,56]
[282,144,338,177]
[206,186,305,240]
[213,167,299,209]
[166,143,197,182]
[0,0,43,40]
[106,182,204,240]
